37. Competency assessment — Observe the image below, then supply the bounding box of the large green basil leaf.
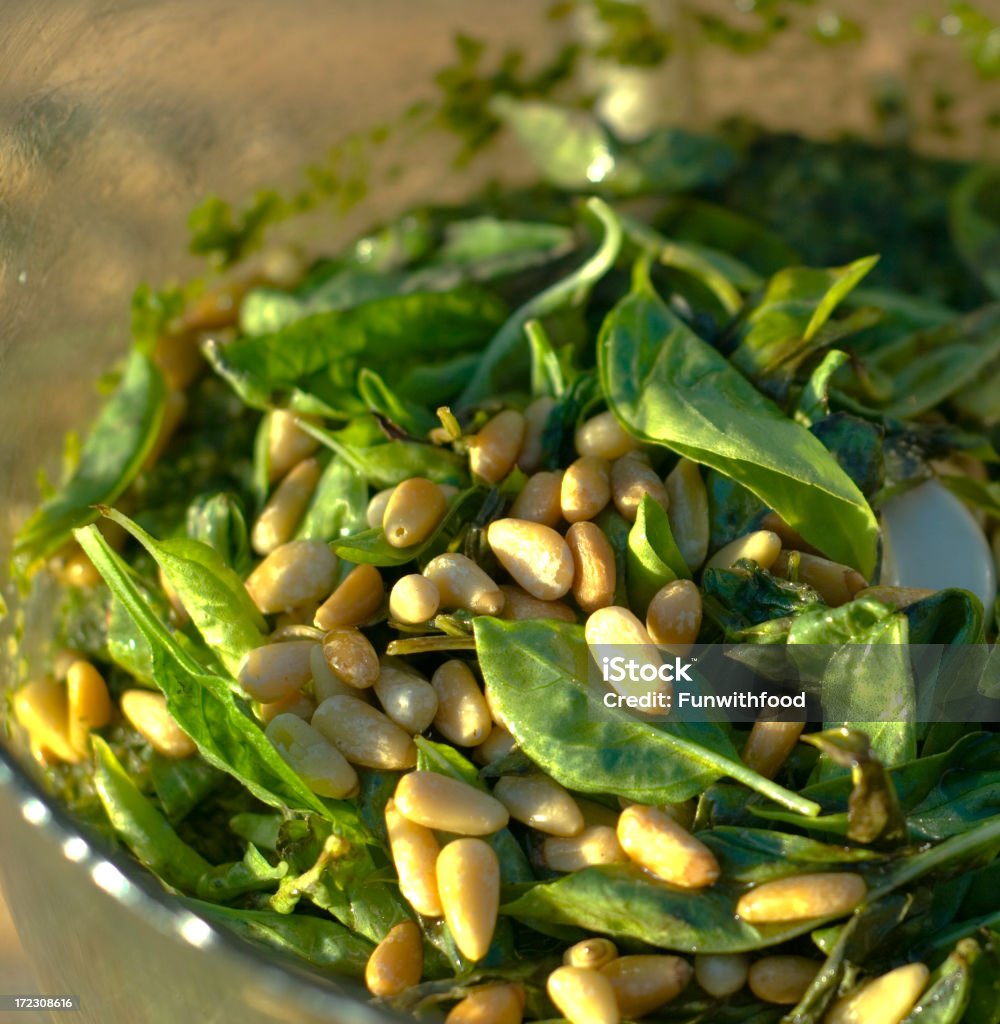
[474,617,819,816]
[626,493,689,616]
[599,278,878,576]
[16,351,166,561]
[295,455,367,542]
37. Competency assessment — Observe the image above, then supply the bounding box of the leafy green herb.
[626,492,689,615]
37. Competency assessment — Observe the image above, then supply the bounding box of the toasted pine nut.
[585,607,665,705]
[385,799,443,917]
[143,389,188,469]
[567,522,616,613]
[265,713,358,798]
[645,580,702,653]
[561,456,611,523]
[547,966,620,1024]
[367,486,396,529]
[61,548,102,589]
[510,471,564,527]
[13,678,79,764]
[65,660,112,757]
[312,696,416,770]
[446,984,524,1024]
[602,955,692,1017]
[576,798,622,829]
[493,775,584,836]
[617,805,719,888]
[257,690,316,724]
[431,660,492,747]
[314,564,385,631]
[611,453,669,523]
[705,531,781,572]
[473,724,516,765]
[665,460,710,570]
[237,640,317,702]
[487,519,574,600]
[695,954,749,998]
[153,330,203,390]
[499,585,577,623]
[365,920,423,998]
[375,661,439,734]
[394,771,509,835]
[251,458,321,555]
[543,826,627,872]
[825,962,929,1024]
[268,410,320,482]
[742,720,805,779]
[575,410,637,461]
[855,585,935,609]
[423,553,505,615]
[52,649,85,681]
[120,690,196,759]
[518,396,557,473]
[564,938,619,970]
[736,873,867,923]
[322,628,379,689]
[437,838,500,961]
[245,540,339,614]
[389,574,440,625]
[469,410,526,484]
[310,643,370,704]
[383,478,448,548]
[772,551,867,607]
[747,957,820,1005]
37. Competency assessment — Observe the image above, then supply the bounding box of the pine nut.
[257,690,316,724]
[855,585,935,609]
[564,938,619,970]
[510,471,564,527]
[365,920,423,998]
[602,955,692,1017]
[310,643,370,704]
[736,873,867,923]
[251,458,320,555]
[437,838,500,961]
[665,460,709,571]
[824,962,929,1024]
[142,388,188,469]
[389,574,440,625]
[617,805,720,888]
[547,966,620,1024]
[61,548,102,589]
[274,602,320,630]
[153,330,203,391]
[367,486,396,529]
[237,640,317,702]
[645,580,702,653]
[705,530,781,572]
[383,477,448,548]
[385,798,443,917]
[742,721,805,779]
[487,519,574,600]
[265,713,358,798]
[695,954,749,998]
[314,563,385,630]
[445,983,524,1024]
[499,585,577,623]
[759,511,823,557]
[322,628,379,690]
[747,957,820,1005]
[431,660,492,747]
[394,771,509,835]
[268,410,320,481]
[567,522,616,613]
[13,678,79,764]
[473,724,516,765]
[245,540,339,614]
[575,410,637,461]
[312,696,416,770]
[611,453,669,523]
[543,826,627,872]
[469,409,526,484]
[772,551,867,607]
[423,553,505,615]
[375,661,439,734]
[493,775,584,836]
[585,606,665,704]
[120,690,196,759]
[518,396,557,472]
[65,660,112,758]
[561,456,612,523]
[576,798,622,829]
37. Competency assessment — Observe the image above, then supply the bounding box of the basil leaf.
[195,845,288,902]
[599,277,878,577]
[627,493,690,615]
[185,491,252,575]
[296,455,367,542]
[15,351,166,561]
[900,940,976,1024]
[475,617,820,816]
[149,753,224,824]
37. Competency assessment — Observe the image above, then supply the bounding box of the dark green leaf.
[900,939,976,1024]
[950,166,1000,298]
[185,492,252,575]
[149,753,224,824]
[195,844,287,901]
